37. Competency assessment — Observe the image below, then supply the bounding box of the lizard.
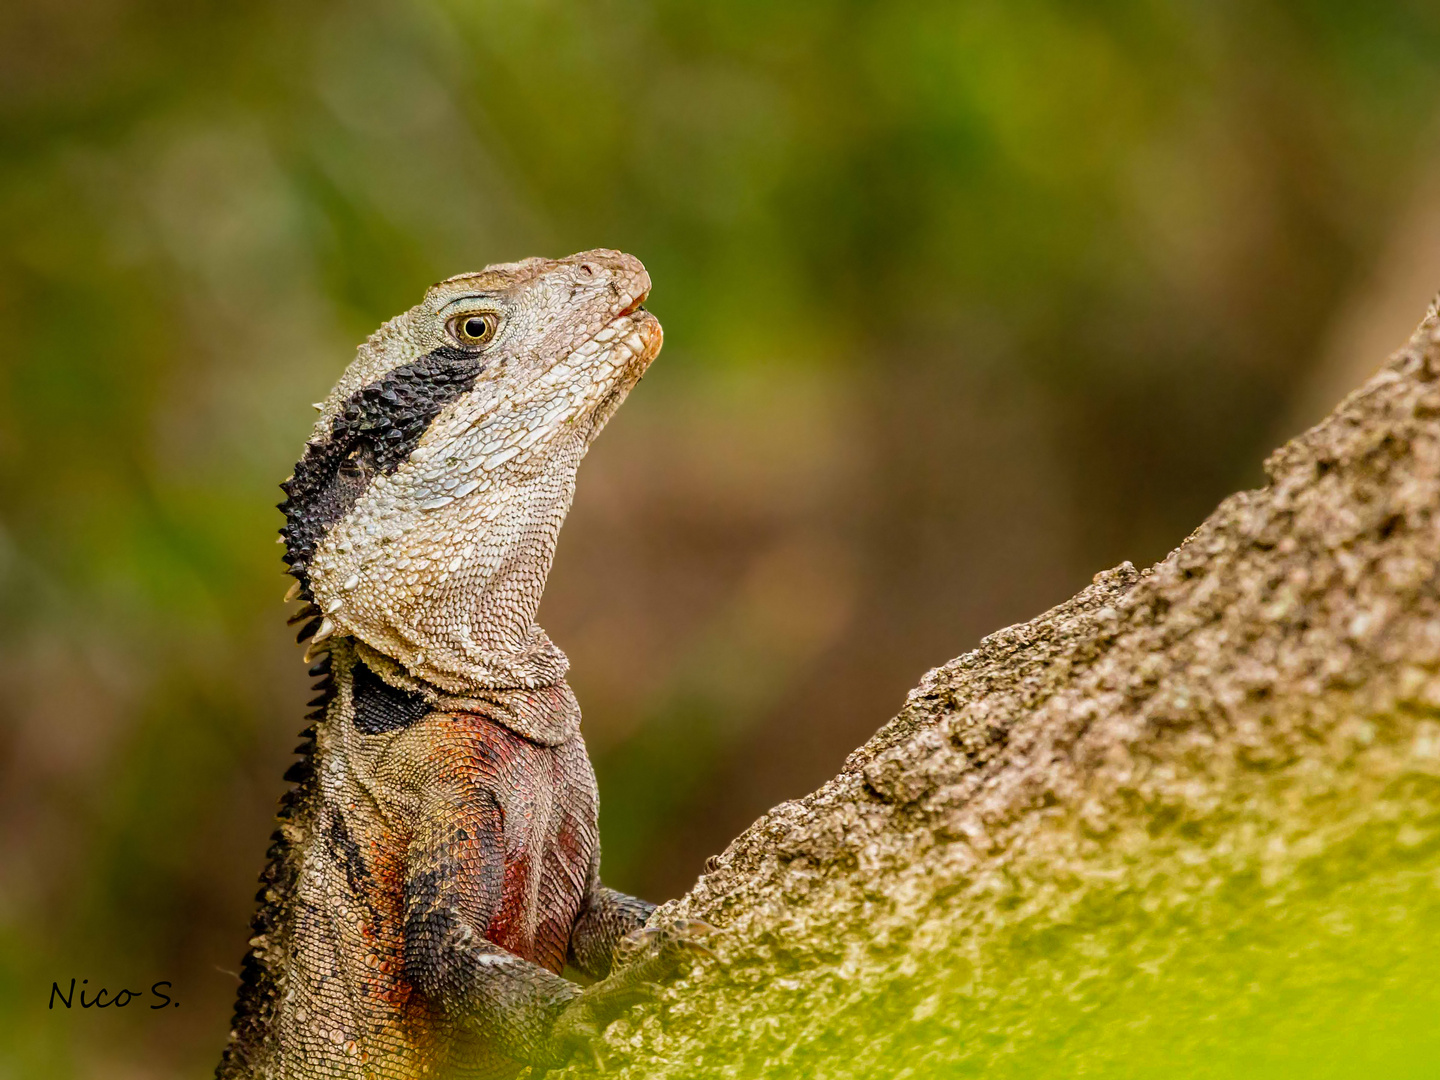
[216,249,708,1079]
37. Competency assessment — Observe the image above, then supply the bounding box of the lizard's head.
[279,249,661,692]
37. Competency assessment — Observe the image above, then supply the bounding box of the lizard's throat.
[308,477,577,696]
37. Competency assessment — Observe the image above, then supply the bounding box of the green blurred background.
[3,1,1440,1075]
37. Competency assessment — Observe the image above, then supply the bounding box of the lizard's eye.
[447,312,499,348]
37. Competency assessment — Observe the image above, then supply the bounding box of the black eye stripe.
[279,346,483,596]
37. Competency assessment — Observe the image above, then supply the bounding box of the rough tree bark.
[557,305,1440,1079]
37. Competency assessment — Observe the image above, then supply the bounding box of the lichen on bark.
[556,305,1440,1079]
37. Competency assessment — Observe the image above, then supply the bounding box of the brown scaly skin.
[218,251,708,1078]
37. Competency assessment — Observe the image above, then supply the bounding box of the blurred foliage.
[2,0,1440,1075]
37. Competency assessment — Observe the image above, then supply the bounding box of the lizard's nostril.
[578,263,596,279]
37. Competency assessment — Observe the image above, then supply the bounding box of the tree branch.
[565,303,1440,1079]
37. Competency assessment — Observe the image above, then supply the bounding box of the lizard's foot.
[539,920,719,1072]
[614,917,718,969]
[544,1001,617,1072]
[540,979,655,1073]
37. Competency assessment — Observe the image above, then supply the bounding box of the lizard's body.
[218,251,691,1079]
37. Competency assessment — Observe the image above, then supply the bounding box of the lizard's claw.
[615,918,719,968]
[669,919,718,960]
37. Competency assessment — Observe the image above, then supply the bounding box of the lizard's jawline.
[549,306,660,394]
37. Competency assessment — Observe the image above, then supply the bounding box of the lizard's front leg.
[568,857,716,984]
[404,790,711,1071]
[554,854,717,1062]
[567,856,657,981]
[402,791,586,1068]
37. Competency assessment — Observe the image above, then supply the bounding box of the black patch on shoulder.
[352,660,432,734]
[279,346,484,594]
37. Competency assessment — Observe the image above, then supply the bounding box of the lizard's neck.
[333,639,581,745]
[308,452,581,697]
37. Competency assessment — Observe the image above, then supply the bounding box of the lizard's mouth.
[623,292,663,368]
[618,287,649,319]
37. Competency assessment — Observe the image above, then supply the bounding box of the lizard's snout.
[567,248,651,319]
